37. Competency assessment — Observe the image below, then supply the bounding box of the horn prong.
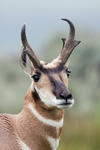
[56,18,81,64]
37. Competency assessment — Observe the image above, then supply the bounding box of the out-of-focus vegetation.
[0,30,100,149]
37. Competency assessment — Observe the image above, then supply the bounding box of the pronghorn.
[0,18,80,150]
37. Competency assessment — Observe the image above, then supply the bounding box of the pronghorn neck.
[16,87,64,150]
[24,87,64,120]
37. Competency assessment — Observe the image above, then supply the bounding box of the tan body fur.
[0,87,64,150]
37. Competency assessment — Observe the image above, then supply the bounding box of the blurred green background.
[0,0,100,149]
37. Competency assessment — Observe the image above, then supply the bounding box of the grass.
[58,114,100,150]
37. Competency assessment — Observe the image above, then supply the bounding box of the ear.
[19,46,34,75]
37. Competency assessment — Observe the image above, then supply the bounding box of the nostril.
[60,93,66,99]
[67,94,72,99]
[60,93,73,100]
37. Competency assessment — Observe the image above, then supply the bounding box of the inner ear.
[19,47,35,75]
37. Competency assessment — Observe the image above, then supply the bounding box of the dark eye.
[31,72,41,82]
[65,68,71,78]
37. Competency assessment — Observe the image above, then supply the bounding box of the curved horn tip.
[21,24,26,35]
[21,24,28,47]
[61,18,75,40]
[61,18,71,23]
[61,18,68,21]
[61,18,74,28]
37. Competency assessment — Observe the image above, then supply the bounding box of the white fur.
[47,136,59,150]
[28,103,64,128]
[57,99,74,109]
[35,86,64,107]
[34,86,74,109]
[18,139,30,150]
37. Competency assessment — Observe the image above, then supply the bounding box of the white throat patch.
[28,103,64,128]
[47,136,59,150]
[18,139,30,150]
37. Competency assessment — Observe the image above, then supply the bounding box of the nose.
[60,93,72,100]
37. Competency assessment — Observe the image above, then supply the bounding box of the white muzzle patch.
[34,86,74,109]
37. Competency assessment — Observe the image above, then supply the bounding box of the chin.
[57,99,74,109]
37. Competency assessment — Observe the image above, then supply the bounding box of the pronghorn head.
[19,18,81,110]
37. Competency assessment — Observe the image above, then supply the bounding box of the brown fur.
[0,114,21,150]
[25,88,64,121]
[0,87,64,150]
[0,62,69,150]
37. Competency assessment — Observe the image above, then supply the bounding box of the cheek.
[35,87,57,107]
[35,75,50,89]
[31,75,57,107]
[66,79,68,87]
